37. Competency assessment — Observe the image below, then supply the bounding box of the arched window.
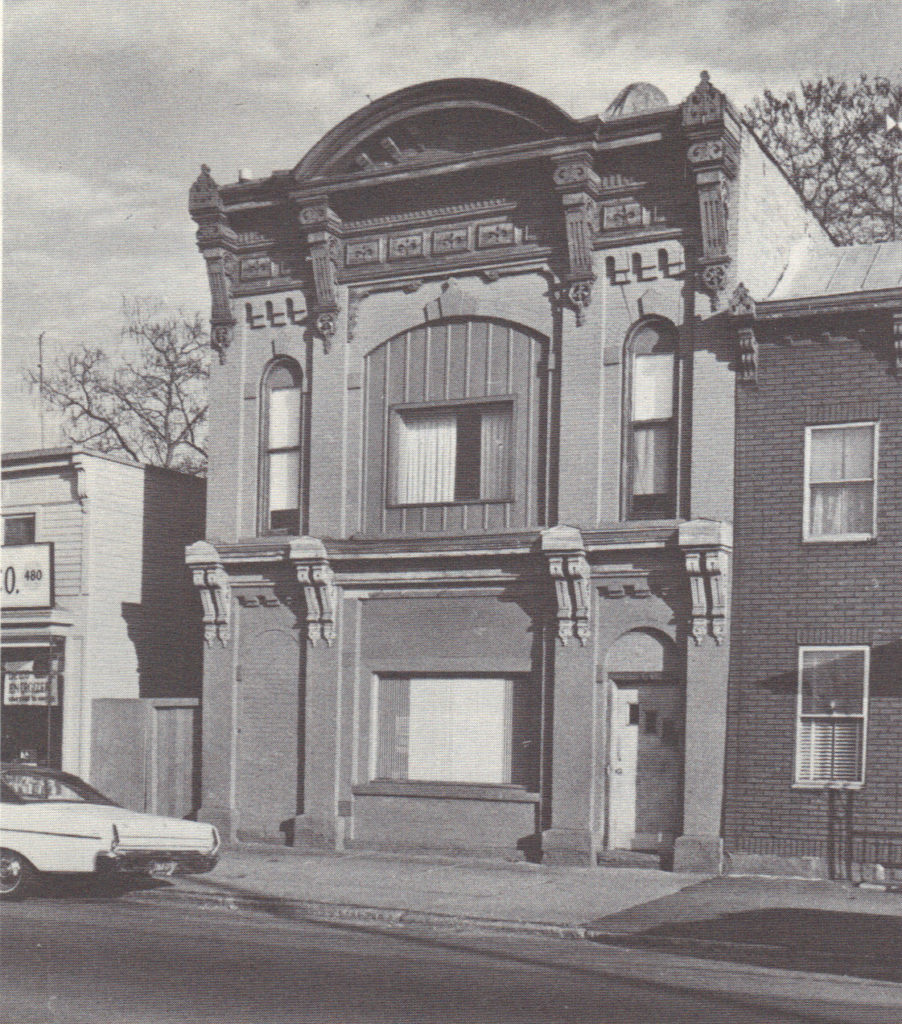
[624,320,678,519]
[260,359,303,534]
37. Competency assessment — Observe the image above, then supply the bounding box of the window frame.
[387,395,517,508]
[802,421,878,543]
[369,672,538,789]
[258,358,304,536]
[622,319,679,521]
[793,645,869,790]
[3,514,36,546]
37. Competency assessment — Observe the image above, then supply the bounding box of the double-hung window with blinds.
[393,402,512,505]
[805,422,877,540]
[795,646,868,786]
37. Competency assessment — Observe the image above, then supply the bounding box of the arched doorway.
[603,628,683,853]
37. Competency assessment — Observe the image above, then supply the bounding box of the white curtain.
[268,386,301,449]
[632,353,674,421]
[268,451,300,511]
[633,424,671,495]
[809,425,874,536]
[479,407,511,499]
[396,413,456,503]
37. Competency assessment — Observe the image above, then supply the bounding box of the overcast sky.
[3,0,900,451]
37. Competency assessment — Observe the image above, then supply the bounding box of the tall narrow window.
[804,423,877,541]
[625,321,677,518]
[261,360,302,534]
[393,401,512,505]
[795,646,868,786]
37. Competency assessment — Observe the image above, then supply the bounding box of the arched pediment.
[294,78,579,181]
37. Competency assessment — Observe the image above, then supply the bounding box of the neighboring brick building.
[723,244,902,879]
[1,448,205,815]
[186,73,830,869]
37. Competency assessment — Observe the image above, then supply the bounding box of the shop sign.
[3,667,59,706]
[1,543,53,609]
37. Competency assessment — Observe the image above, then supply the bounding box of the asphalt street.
[2,897,902,1024]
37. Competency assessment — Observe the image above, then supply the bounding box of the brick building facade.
[723,245,902,879]
[187,73,830,869]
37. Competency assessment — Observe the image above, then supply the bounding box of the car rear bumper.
[96,851,218,876]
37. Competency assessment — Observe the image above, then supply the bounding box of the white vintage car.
[0,764,219,899]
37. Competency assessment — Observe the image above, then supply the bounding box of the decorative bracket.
[678,520,732,645]
[541,526,591,645]
[189,166,237,363]
[894,312,902,375]
[682,73,740,310]
[186,541,231,647]
[289,537,337,646]
[297,200,343,352]
[729,283,758,384]
[552,153,600,325]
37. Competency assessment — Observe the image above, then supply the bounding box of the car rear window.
[1,771,118,805]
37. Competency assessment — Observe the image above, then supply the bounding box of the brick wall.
[725,313,902,854]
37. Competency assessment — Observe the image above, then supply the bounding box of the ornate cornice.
[551,152,600,325]
[682,73,740,310]
[189,166,238,363]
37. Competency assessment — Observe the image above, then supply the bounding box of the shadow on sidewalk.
[592,907,902,983]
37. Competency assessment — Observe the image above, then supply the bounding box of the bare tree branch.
[746,75,902,245]
[26,299,210,474]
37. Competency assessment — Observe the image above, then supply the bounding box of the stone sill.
[353,781,540,803]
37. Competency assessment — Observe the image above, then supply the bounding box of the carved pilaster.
[552,153,600,324]
[297,200,342,351]
[189,166,237,363]
[541,526,591,646]
[894,312,902,375]
[678,520,732,646]
[289,537,338,646]
[683,73,740,310]
[186,541,231,646]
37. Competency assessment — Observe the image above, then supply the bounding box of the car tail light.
[111,824,120,852]
[211,828,220,854]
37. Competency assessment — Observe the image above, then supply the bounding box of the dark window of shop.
[1,644,64,767]
[3,514,35,546]
[373,674,539,790]
[259,359,303,535]
[623,319,678,519]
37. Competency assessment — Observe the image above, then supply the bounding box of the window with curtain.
[805,423,877,540]
[795,647,868,786]
[261,360,302,534]
[393,402,512,505]
[625,321,677,518]
[374,675,538,787]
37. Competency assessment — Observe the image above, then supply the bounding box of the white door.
[608,681,682,851]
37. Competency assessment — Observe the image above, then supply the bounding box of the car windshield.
[0,769,119,805]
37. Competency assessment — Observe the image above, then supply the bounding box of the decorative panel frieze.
[476,222,516,248]
[598,199,668,234]
[432,226,470,254]
[240,256,274,281]
[388,233,424,260]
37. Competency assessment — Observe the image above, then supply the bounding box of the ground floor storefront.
[189,521,733,870]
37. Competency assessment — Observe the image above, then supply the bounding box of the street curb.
[124,888,588,941]
[125,888,901,981]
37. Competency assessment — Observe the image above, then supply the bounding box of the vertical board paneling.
[363,318,546,536]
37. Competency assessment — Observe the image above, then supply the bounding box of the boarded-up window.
[375,675,538,787]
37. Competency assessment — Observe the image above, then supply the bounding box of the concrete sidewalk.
[129,845,902,981]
